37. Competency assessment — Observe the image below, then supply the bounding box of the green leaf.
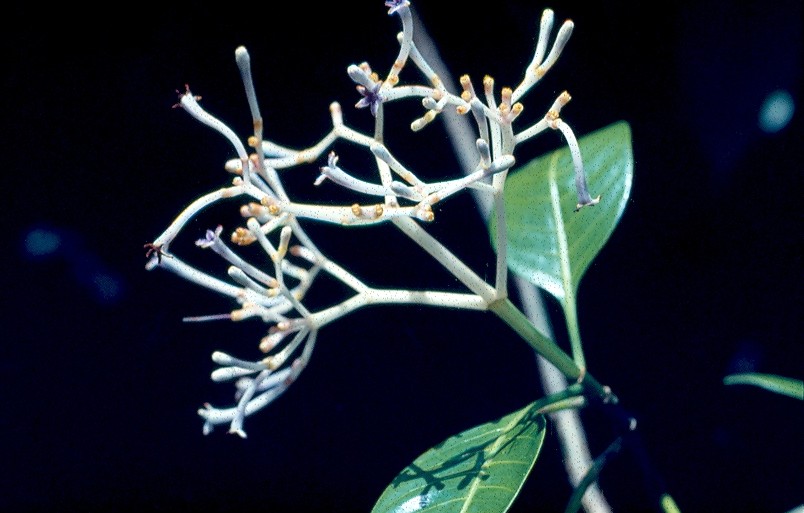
[371,402,547,513]
[492,121,633,301]
[724,373,804,400]
[660,494,683,513]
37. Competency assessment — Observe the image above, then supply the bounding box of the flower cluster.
[146,1,593,437]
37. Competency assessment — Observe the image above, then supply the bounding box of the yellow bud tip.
[231,227,257,246]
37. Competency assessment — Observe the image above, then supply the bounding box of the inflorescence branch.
[146,1,598,437]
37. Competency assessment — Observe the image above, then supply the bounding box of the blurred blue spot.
[90,271,122,302]
[22,223,125,304]
[24,228,61,258]
[678,1,801,179]
[758,89,795,133]
[726,340,763,375]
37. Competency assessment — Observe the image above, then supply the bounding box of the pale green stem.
[549,154,586,369]
[491,174,509,298]
[562,293,586,372]
[536,395,587,415]
[488,298,611,402]
[489,298,578,379]
[392,217,497,303]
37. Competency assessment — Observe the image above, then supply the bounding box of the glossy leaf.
[371,402,546,513]
[724,373,804,400]
[492,121,633,301]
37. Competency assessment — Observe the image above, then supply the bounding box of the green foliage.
[492,121,634,302]
[374,123,641,513]
[660,494,683,513]
[371,402,546,513]
[724,372,804,400]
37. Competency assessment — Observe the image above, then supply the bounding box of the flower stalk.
[146,0,607,437]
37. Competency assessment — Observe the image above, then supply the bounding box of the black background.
[2,1,801,512]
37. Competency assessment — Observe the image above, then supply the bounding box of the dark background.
[2,1,801,512]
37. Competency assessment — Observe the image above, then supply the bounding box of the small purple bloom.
[385,0,410,15]
[355,82,383,117]
[196,225,223,248]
